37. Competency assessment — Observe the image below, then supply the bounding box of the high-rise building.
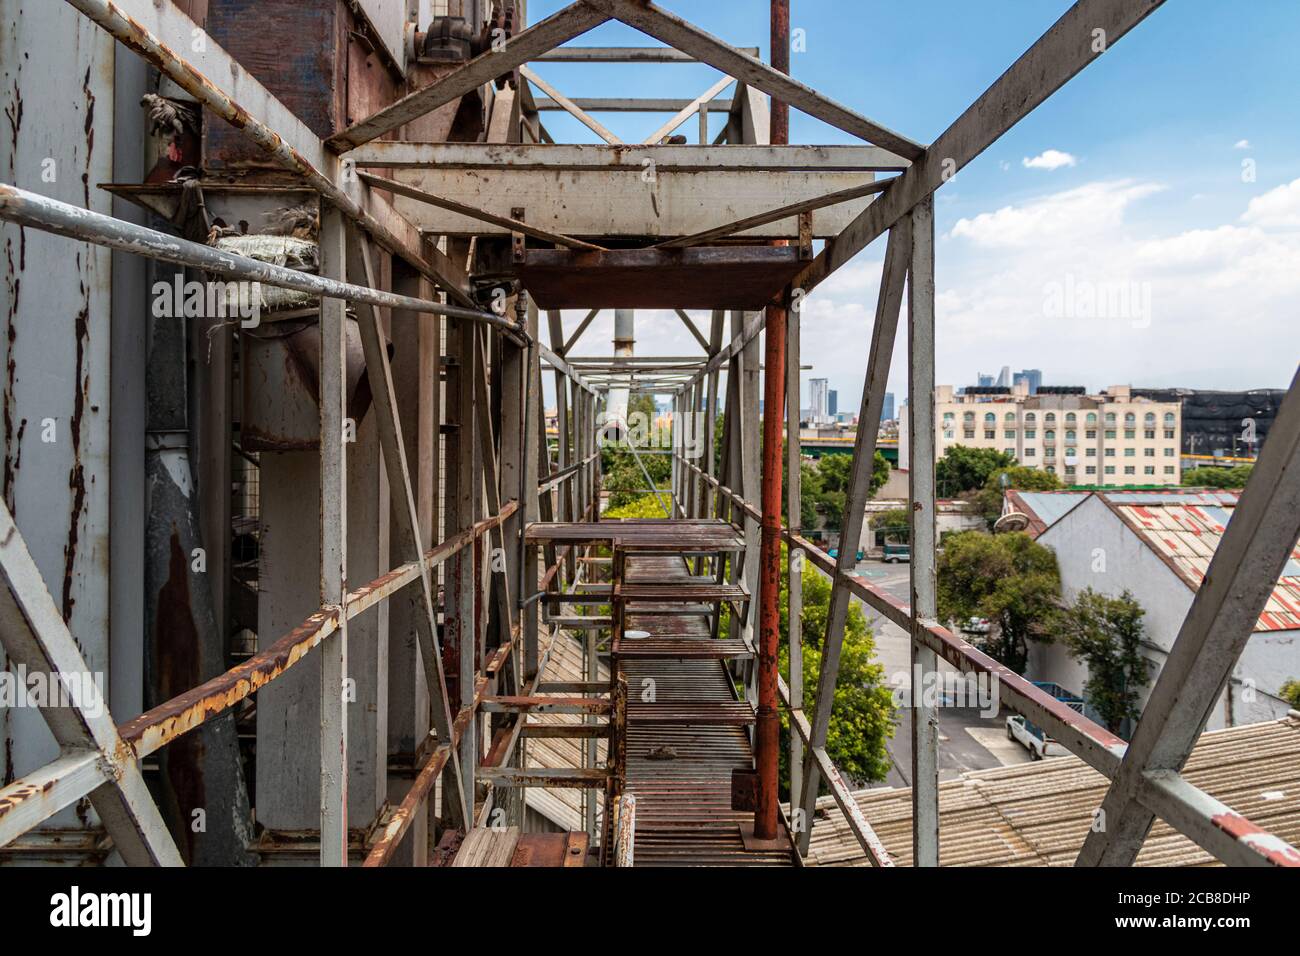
[1013,368,1043,395]
[899,383,1182,487]
[809,378,830,423]
[881,392,896,422]
[828,389,838,417]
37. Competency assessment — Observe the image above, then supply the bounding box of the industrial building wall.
[0,1,117,842]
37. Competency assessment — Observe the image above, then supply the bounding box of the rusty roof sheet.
[798,714,1300,867]
[1107,491,1300,632]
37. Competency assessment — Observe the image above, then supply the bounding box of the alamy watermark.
[152,275,262,329]
[0,665,106,719]
[597,410,706,458]
[1042,273,1152,329]
[890,666,999,719]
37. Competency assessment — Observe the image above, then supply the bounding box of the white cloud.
[1241,177,1300,229]
[1022,149,1078,171]
[1234,139,1252,150]
[546,178,1300,413]
[948,180,1164,248]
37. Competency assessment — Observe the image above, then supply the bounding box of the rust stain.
[61,298,90,622]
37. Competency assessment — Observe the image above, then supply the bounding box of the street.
[848,559,1031,788]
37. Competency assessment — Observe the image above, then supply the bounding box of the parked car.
[1005,714,1066,760]
[882,542,910,563]
[828,547,865,561]
[961,617,991,635]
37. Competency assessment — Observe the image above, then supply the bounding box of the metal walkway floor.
[616,550,794,867]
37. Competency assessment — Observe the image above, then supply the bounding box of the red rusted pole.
[754,0,790,843]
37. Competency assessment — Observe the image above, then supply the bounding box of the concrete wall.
[1033,495,1295,731]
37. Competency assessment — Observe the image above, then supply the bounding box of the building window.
[1024,448,1035,457]
[1086,465,1096,475]
[984,412,996,423]
[1025,429,1036,439]
[1164,466,1176,475]
[1105,448,1115,457]
[1105,412,1116,425]
[1005,412,1016,423]
[1145,429,1155,440]
[1086,430,1096,439]
[1066,413,1077,424]
[1086,448,1096,457]
[1164,447,1175,457]
[1105,429,1116,440]
[943,430,954,440]
[1046,465,1056,474]
[1164,412,1175,424]
[1086,413,1098,425]
[964,412,975,423]
[1005,448,1015,457]
[1065,429,1076,441]
[1124,448,1135,457]
[1025,413,1036,424]
[1005,430,1016,440]
[1125,429,1136,440]
[1145,412,1156,426]
[1144,466,1155,476]
[1164,429,1175,439]
[1125,413,1136,426]
[1143,448,1154,457]
[1045,413,1057,424]
[1125,466,1135,475]
[1045,430,1056,440]
[985,430,995,439]
[1105,465,1116,475]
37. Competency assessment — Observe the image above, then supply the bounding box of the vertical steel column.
[443,313,477,830]
[786,287,804,821]
[908,195,940,867]
[319,206,349,866]
[753,0,790,842]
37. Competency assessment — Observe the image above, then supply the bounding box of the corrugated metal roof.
[1011,491,1090,532]
[524,632,608,832]
[798,714,1300,866]
[1107,490,1300,632]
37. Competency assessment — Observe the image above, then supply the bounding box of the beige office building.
[899,384,1182,487]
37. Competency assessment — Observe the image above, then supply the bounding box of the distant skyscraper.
[809,378,830,422]
[977,373,995,388]
[1014,368,1043,394]
[828,389,838,417]
[881,392,896,422]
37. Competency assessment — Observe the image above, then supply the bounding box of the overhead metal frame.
[0,0,1291,870]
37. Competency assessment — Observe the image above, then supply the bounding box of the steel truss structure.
[0,0,1297,868]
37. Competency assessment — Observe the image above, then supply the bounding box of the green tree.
[1280,679,1300,710]
[1063,588,1152,735]
[1182,464,1254,489]
[976,465,1063,525]
[936,445,1017,497]
[802,451,890,532]
[869,507,911,542]
[936,531,1061,672]
[776,545,895,794]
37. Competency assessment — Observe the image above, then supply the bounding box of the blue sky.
[528,0,1300,409]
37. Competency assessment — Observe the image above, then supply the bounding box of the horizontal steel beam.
[350,142,909,172]
[535,45,759,62]
[535,97,734,113]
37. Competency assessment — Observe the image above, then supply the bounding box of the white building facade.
[900,384,1182,487]
[1029,491,1300,731]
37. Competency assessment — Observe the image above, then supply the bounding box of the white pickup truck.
[1006,714,1066,760]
